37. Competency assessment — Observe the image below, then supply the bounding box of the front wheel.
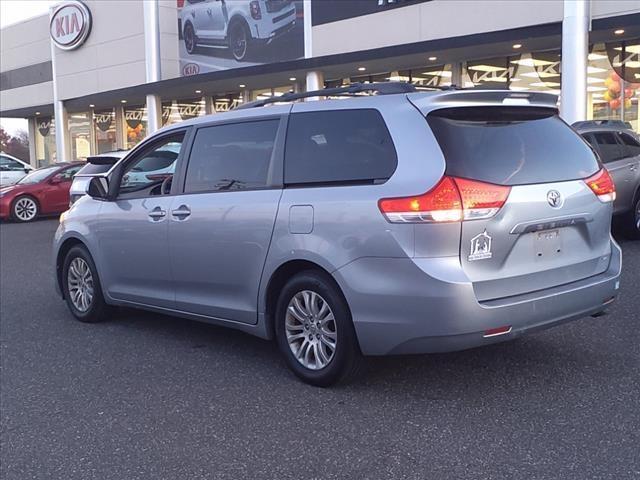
[275,271,365,387]
[62,245,111,323]
[12,195,39,222]
[184,23,197,54]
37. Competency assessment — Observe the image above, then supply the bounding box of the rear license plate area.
[534,229,562,260]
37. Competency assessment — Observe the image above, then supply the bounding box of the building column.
[305,71,325,100]
[115,105,127,149]
[54,100,70,162]
[144,0,162,134]
[27,118,37,167]
[561,0,590,124]
[451,62,463,88]
[146,94,162,133]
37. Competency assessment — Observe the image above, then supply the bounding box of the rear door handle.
[171,205,191,220]
[629,164,637,171]
[148,207,166,220]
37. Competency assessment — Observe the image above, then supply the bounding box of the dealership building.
[0,0,639,167]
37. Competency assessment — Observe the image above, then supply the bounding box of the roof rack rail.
[572,119,633,129]
[236,81,425,110]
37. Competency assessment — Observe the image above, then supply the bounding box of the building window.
[94,109,117,154]
[509,51,561,94]
[124,105,148,149]
[162,98,206,126]
[69,111,91,161]
[35,116,56,167]
[589,41,639,132]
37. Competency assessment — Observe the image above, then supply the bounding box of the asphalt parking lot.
[1,219,639,480]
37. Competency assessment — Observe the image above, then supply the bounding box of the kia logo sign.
[182,63,200,76]
[50,1,92,51]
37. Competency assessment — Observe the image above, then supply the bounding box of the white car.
[0,152,33,186]
[181,0,296,61]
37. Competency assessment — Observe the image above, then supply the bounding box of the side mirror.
[87,176,109,200]
[24,167,31,174]
[49,174,64,184]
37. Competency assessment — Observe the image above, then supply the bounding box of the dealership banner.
[177,0,304,77]
[312,0,433,26]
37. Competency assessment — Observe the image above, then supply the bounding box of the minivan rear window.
[284,109,397,186]
[427,107,599,185]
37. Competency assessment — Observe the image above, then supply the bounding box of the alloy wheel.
[635,199,640,231]
[230,24,247,60]
[285,290,337,370]
[13,197,37,222]
[67,257,94,313]
[185,25,195,53]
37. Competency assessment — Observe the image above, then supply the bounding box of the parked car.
[54,84,621,386]
[574,122,640,238]
[180,0,296,61]
[0,152,32,186]
[1,162,83,222]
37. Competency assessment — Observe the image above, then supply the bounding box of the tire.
[11,195,39,222]
[275,271,365,387]
[62,245,111,323]
[228,21,250,61]
[184,22,197,55]
[623,194,640,240]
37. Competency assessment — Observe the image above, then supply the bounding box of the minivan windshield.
[427,107,600,185]
[16,166,59,185]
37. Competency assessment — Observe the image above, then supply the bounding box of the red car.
[0,162,83,222]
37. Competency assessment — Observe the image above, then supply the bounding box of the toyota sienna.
[54,83,622,386]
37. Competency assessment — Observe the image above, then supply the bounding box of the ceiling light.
[89,104,95,108]
[614,29,624,35]
[468,65,507,72]
[512,43,522,49]
[588,52,607,61]
[587,66,607,74]
[289,77,296,81]
[35,111,41,115]
[239,84,246,88]
[587,86,607,92]
[120,100,127,103]
[195,89,202,94]
[530,81,561,87]
[357,67,366,71]
[428,56,437,61]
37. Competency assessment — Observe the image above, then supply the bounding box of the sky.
[1,1,58,136]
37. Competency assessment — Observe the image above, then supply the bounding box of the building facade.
[1,0,639,167]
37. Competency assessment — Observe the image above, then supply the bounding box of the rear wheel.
[62,245,111,323]
[12,195,39,222]
[624,195,640,239]
[275,271,365,386]
[228,21,250,61]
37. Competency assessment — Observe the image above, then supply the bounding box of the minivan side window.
[619,132,640,158]
[284,109,397,185]
[593,132,625,164]
[119,134,184,195]
[184,120,280,193]
[0,156,24,171]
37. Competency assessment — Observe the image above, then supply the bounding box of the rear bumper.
[334,238,622,355]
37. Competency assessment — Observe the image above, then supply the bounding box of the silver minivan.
[54,84,622,386]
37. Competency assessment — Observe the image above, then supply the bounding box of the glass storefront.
[94,109,117,154]
[124,105,148,149]
[35,116,56,167]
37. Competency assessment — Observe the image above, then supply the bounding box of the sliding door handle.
[171,205,191,219]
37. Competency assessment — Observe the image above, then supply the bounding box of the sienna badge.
[468,230,493,261]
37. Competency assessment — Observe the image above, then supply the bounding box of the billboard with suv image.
[178,0,304,76]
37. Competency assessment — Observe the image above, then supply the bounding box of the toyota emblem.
[547,190,563,208]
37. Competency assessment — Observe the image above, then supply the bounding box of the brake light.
[378,176,511,223]
[585,168,616,203]
[250,1,262,19]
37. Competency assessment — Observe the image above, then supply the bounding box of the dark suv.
[574,121,640,238]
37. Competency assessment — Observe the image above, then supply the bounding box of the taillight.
[378,176,511,223]
[250,1,262,19]
[585,168,616,203]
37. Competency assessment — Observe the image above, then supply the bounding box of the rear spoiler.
[409,90,559,111]
[86,155,121,165]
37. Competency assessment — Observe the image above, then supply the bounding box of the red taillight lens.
[454,177,511,220]
[378,176,510,223]
[250,1,262,19]
[585,168,616,203]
